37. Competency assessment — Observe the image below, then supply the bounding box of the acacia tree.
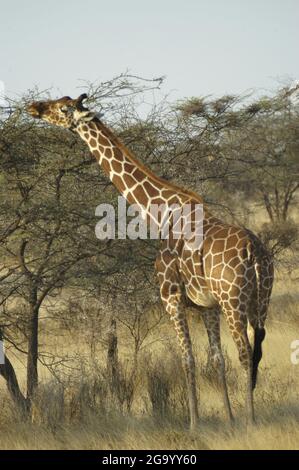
[222,89,299,223]
[173,87,299,224]
[0,115,115,404]
[0,75,164,413]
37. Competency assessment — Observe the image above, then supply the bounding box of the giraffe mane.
[95,118,204,204]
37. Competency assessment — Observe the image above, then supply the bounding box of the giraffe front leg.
[167,298,199,430]
[156,251,199,430]
[157,288,198,426]
[201,308,234,424]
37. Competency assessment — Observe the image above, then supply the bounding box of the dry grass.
[0,245,298,449]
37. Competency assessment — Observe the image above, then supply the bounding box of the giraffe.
[27,94,274,429]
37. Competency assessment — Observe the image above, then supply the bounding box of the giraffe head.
[27,94,95,129]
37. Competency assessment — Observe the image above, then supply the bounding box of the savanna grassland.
[0,246,298,450]
[0,82,298,450]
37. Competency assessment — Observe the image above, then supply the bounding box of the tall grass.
[0,271,298,449]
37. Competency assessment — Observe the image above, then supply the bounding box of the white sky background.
[0,0,298,102]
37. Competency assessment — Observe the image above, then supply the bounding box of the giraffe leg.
[224,309,255,425]
[249,292,269,390]
[168,297,199,430]
[156,251,199,430]
[201,308,234,423]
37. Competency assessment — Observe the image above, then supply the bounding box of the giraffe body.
[27,95,274,429]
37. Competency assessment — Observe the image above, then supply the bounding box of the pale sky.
[0,0,298,101]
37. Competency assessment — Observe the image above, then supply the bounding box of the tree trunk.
[274,186,281,221]
[26,306,39,402]
[106,317,119,390]
[0,332,28,416]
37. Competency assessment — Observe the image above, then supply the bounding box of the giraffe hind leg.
[250,279,272,390]
[248,292,269,390]
[251,252,273,390]
[223,308,255,424]
[201,308,234,423]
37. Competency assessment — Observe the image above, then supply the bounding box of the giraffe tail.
[251,252,266,390]
[246,239,264,326]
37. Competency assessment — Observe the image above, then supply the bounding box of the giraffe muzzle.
[27,102,46,118]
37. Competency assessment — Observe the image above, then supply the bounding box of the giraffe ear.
[80,93,88,99]
[78,93,88,103]
[76,93,89,110]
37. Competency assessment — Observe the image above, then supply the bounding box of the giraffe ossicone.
[27,94,274,430]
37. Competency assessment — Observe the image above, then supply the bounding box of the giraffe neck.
[76,118,203,215]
